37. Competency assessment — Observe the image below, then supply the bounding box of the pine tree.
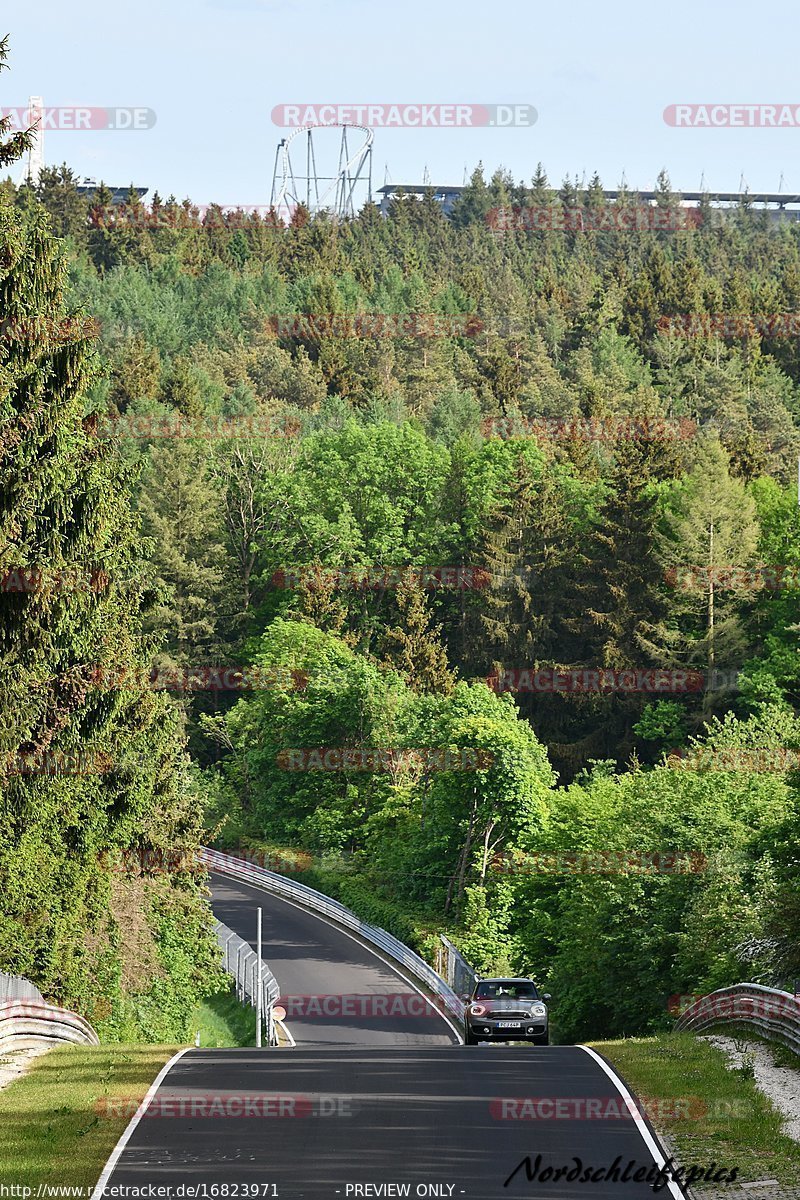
[380,576,455,694]
[555,437,676,766]
[479,451,541,669]
[137,440,233,670]
[659,434,760,702]
[0,57,216,1021]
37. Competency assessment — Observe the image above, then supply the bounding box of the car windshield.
[474,981,539,1000]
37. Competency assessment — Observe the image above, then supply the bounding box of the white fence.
[0,1001,99,1050]
[0,973,44,1004]
[675,983,800,1055]
[214,919,280,1045]
[203,848,465,1026]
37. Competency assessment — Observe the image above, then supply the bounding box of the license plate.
[496,1021,521,1028]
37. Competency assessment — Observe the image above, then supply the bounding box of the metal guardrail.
[0,973,44,1003]
[203,848,465,1026]
[435,934,479,999]
[214,919,280,1046]
[675,983,800,1055]
[0,1001,100,1050]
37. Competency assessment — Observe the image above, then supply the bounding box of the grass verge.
[191,986,258,1048]
[0,1043,180,1188]
[593,1032,800,1186]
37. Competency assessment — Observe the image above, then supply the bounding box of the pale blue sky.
[4,0,800,206]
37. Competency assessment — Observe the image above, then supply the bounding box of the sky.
[3,0,800,209]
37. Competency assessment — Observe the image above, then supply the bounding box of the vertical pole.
[256,907,262,1048]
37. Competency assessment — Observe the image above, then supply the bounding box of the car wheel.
[533,1032,549,1045]
[464,1029,479,1045]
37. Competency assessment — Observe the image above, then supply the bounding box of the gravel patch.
[0,1042,52,1091]
[700,1034,800,1144]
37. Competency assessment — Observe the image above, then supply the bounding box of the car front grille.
[488,1010,537,1020]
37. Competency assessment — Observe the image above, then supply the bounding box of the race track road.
[95,1046,686,1200]
[208,871,458,1046]
[93,873,686,1200]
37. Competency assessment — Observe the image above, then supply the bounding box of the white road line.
[90,1047,191,1199]
[213,871,463,1044]
[276,1017,296,1047]
[578,1045,686,1200]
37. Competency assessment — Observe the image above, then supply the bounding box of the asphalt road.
[208,872,458,1046]
[94,873,685,1198]
[98,1045,684,1200]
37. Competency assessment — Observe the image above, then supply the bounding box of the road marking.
[90,1047,191,1198]
[212,871,463,1044]
[276,1016,296,1047]
[578,1045,686,1200]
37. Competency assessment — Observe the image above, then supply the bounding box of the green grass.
[0,1043,180,1188]
[0,990,254,1187]
[593,1032,800,1186]
[191,986,259,1048]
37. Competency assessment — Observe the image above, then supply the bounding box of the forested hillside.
[4,147,800,1040]
[0,70,222,1040]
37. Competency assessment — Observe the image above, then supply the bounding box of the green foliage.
[8,143,800,1047]
[0,150,219,1035]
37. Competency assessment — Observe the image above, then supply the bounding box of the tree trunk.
[445,791,478,914]
[478,821,497,885]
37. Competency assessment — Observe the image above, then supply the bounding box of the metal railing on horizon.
[675,983,800,1055]
[202,848,465,1029]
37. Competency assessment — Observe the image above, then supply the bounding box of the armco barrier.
[675,984,800,1055]
[435,933,479,999]
[0,1001,100,1050]
[202,848,465,1026]
[215,919,280,1045]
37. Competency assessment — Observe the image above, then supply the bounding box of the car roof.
[477,977,536,984]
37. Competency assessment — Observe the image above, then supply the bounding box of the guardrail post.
[256,907,262,1048]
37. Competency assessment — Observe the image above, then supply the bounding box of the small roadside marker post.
[256,906,263,1048]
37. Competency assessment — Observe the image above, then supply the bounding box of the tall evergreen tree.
[659,434,760,703]
[380,576,454,694]
[0,56,218,1027]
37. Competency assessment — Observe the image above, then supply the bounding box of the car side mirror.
[543,993,552,1002]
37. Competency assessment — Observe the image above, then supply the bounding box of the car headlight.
[530,1003,546,1016]
[469,1003,486,1016]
